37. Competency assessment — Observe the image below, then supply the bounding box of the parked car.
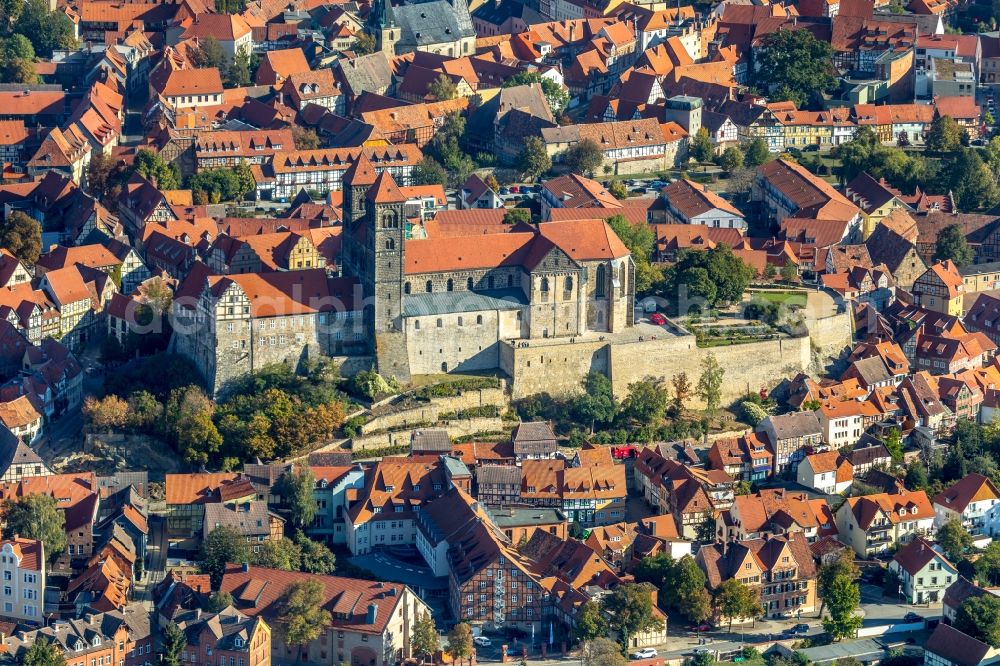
[499,187,510,194]
[649,312,667,325]
[791,624,810,634]
[509,185,520,193]
[630,648,657,659]
[903,613,925,623]
[473,637,492,647]
[687,624,711,633]
[803,144,820,152]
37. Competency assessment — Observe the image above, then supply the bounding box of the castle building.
[175,153,636,394]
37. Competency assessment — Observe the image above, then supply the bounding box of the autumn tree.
[447,622,474,666]
[293,126,321,150]
[279,579,332,647]
[670,372,692,414]
[817,550,859,616]
[165,385,222,465]
[83,395,130,430]
[411,612,439,662]
[581,638,627,666]
[0,211,41,264]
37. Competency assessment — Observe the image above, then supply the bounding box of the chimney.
[365,603,378,624]
[242,562,251,573]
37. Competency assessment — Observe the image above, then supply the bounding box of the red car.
[509,185,520,193]
[649,312,667,325]
[688,625,711,633]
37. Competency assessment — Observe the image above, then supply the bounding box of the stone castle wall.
[503,333,812,407]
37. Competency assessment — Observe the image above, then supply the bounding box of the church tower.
[366,0,399,55]
[362,170,410,382]
[340,153,376,279]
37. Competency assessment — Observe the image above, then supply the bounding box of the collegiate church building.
[175,153,635,393]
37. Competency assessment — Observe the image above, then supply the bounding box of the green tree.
[253,537,302,571]
[200,526,252,586]
[296,530,336,574]
[276,467,318,529]
[412,157,448,186]
[696,353,725,414]
[953,149,1000,214]
[601,582,664,648]
[744,137,770,167]
[165,385,222,465]
[934,224,974,267]
[764,262,778,280]
[677,266,716,306]
[234,159,256,200]
[0,0,23,27]
[905,462,929,491]
[192,36,227,69]
[666,244,754,307]
[20,640,67,666]
[695,512,716,543]
[714,578,760,630]
[503,71,569,113]
[606,214,661,294]
[0,210,41,264]
[517,136,551,180]
[447,622,474,666]
[883,427,904,462]
[780,260,798,283]
[279,579,332,647]
[0,35,37,84]
[581,638,627,666]
[353,31,376,55]
[938,518,973,563]
[14,0,75,57]
[621,379,668,426]
[503,208,531,225]
[978,542,1000,585]
[3,494,65,562]
[162,623,187,666]
[206,591,234,612]
[822,575,863,641]
[927,115,963,153]
[573,372,617,432]
[226,46,252,87]
[609,180,629,199]
[411,612,439,661]
[757,29,835,107]
[955,594,1000,647]
[719,146,744,172]
[574,600,609,641]
[691,127,714,162]
[133,149,180,190]
[428,73,459,101]
[817,550,859,616]
[563,139,604,175]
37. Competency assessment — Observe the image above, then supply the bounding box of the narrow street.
[132,515,168,611]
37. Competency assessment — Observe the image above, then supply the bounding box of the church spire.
[367,0,396,31]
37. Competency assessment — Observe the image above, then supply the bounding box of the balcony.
[867,533,892,545]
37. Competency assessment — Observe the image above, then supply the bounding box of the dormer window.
[235,638,245,648]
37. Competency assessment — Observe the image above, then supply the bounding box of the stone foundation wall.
[360,387,508,434]
[351,416,506,451]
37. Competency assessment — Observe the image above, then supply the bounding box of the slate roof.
[394,0,475,50]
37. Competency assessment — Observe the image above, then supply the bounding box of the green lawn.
[751,290,809,307]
